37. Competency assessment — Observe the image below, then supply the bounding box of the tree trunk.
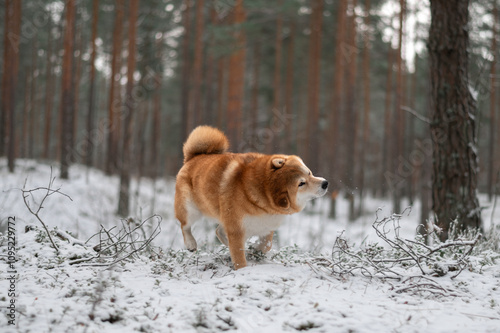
[328,0,348,218]
[180,0,192,162]
[428,0,482,240]
[136,101,149,181]
[305,0,324,173]
[117,0,139,217]
[344,0,359,221]
[188,0,204,130]
[106,0,125,175]
[72,19,83,163]
[86,0,99,168]
[0,0,10,158]
[4,0,21,172]
[407,57,418,204]
[150,38,163,178]
[60,0,76,179]
[29,40,38,158]
[381,44,394,197]
[250,42,261,140]
[391,0,405,213]
[284,22,296,153]
[270,0,283,153]
[488,1,497,201]
[226,0,246,151]
[22,72,29,158]
[358,0,371,216]
[419,141,432,241]
[43,14,55,160]
[204,6,217,127]
[216,56,226,129]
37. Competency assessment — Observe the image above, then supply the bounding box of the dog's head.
[268,155,328,213]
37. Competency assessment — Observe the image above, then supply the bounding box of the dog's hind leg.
[215,225,229,246]
[255,232,274,253]
[175,192,200,251]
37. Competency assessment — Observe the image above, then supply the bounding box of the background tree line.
[0,0,497,236]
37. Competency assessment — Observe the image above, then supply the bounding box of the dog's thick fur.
[175,126,328,269]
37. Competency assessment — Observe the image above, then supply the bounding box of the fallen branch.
[393,276,462,297]
[69,215,162,266]
[20,168,73,254]
[315,210,483,297]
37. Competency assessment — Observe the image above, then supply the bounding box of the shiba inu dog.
[175,126,328,269]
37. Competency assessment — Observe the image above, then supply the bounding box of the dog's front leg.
[256,232,274,253]
[225,223,247,270]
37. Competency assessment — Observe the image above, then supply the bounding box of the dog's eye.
[298,181,306,187]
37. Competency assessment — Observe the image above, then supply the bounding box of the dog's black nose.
[321,180,328,190]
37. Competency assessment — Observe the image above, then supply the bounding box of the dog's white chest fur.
[243,215,285,238]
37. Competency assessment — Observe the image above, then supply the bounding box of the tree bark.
[284,22,295,153]
[226,0,246,151]
[72,18,83,163]
[328,0,348,218]
[86,0,99,168]
[60,0,76,179]
[488,1,497,201]
[204,6,217,126]
[407,57,418,204]
[344,0,359,221]
[216,56,226,130]
[358,0,371,216]
[270,0,283,153]
[117,0,139,217]
[29,39,38,158]
[150,38,163,178]
[43,14,55,160]
[180,0,192,162]
[381,44,394,197]
[428,0,481,240]
[188,0,204,130]
[4,0,21,172]
[22,72,29,158]
[391,0,405,213]
[305,0,324,173]
[0,0,10,158]
[250,42,261,140]
[106,0,125,174]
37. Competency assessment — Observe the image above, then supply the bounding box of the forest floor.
[1,159,500,333]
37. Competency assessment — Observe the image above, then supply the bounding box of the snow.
[1,159,499,333]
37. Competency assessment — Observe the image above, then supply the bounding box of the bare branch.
[20,168,74,254]
[69,215,162,266]
[401,106,431,124]
[318,212,482,297]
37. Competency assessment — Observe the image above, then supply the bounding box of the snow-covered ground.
[1,159,499,333]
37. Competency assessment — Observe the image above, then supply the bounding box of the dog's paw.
[185,238,198,252]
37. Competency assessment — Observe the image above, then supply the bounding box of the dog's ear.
[275,193,290,209]
[271,158,286,169]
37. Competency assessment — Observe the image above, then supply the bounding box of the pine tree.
[106,0,125,175]
[188,0,205,130]
[118,0,140,217]
[226,0,246,150]
[305,0,324,173]
[60,0,76,179]
[488,1,498,201]
[86,0,99,168]
[43,14,55,160]
[428,0,481,240]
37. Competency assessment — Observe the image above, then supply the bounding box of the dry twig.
[20,168,73,253]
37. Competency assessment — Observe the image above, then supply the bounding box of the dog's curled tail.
[183,126,229,164]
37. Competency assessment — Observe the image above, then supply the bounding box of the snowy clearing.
[1,159,500,333]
